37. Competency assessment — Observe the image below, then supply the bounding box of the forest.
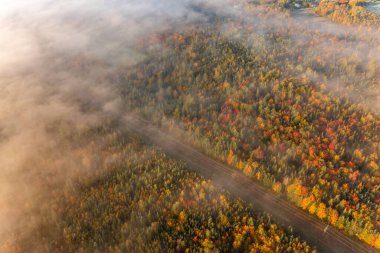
[314,0,380,27]
[118,26,380,248]
[1,125,315,252]
[1,0,379,252]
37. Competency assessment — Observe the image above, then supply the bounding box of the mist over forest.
[0,0,379,252]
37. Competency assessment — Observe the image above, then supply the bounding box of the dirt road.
[123,114,378,253]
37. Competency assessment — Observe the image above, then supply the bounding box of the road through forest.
[123,115,378,253]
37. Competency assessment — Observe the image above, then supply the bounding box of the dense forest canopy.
[0,0,379,252]
[118,9,380,247]
[1,124,316,253]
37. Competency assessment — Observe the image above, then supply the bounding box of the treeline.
[269,0,380,28]
[315,0,380,28]
[118,31,380,248]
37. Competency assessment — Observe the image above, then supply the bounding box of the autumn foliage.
[56,139,315,252]
[120,30,380,248]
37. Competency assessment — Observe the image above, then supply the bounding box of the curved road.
[123,114,378,253]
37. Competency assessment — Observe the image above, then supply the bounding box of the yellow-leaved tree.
[316,203,327,220]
